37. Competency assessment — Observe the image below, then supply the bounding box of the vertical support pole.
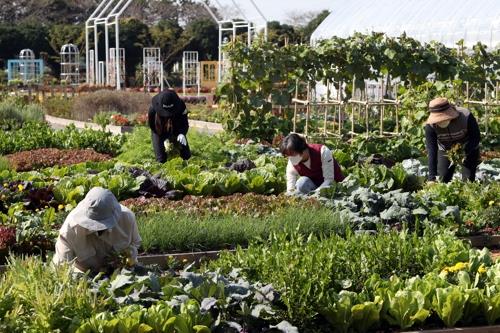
[293,80,298,133]
[338,84,342,136]
[218,23,223,83]
[324,82,329,135]
[197,57,200,96]
[85,24,90,84]
[380,104,384,136]
[160,63,164,91]
[305,82,311,137]
[115,20,121,90]
[396,104,400,134]
[485,83,489,134]
[105,20,110,86]
[351,104,355,137]
[466,81,470,109]
[94,22,99,86]
[182,53,186,96]
[365,104,369,135]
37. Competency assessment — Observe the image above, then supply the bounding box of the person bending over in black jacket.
[424,97,480,183]
[148,89,191,163]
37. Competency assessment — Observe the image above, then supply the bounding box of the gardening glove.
[177,134,187,146]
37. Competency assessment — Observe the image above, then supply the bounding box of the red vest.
[293,144,344,186]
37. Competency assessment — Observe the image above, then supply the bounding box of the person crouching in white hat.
[52,187,142,274]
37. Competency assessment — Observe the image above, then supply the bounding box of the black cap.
[152,90,185,118]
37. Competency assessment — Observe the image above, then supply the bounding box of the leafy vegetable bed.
[5,148,112,171]
[0,122,124,156]
[211,229,500,332]
[2,230,500,333]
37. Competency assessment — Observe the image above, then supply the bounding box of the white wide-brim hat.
[68,187,122,231]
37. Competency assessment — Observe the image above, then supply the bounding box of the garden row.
[0,121,498,260]
[2,226,500,332]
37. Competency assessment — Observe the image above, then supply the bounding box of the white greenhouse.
[311,0,500,48]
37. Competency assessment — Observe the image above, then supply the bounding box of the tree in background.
[182,19,218,60]
[298,10,330,43]
[0,0,98,24]
[150,19,184,71]
[267,21,299,46]
[47,24,85,76]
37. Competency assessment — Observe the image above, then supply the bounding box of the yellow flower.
[17,184,24,192]
[3,183,7,187]
[489,200,495,206]
[58,204,65,211]
[447,262,469,273]
[182,258,188,263]
[478,264,487,274]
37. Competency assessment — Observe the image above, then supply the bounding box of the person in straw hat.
[52,187,141,273]
[425,97,480,183]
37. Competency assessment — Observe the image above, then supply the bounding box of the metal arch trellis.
[8,49,44,85]
[85,0,133,90]
[201,0,268,83]
[143,47,163,91]
[60,44,80,85]
[183,51,200,95]
[86,0,269,89]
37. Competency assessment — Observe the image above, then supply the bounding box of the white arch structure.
[86,0,268,89]
[86,0,132,90]
[201,0,268,82]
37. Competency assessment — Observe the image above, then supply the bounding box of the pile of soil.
[6,148,111,171]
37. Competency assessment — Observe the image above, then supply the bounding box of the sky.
[213,0,332,25]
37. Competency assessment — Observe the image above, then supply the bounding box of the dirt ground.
[6,148,111,171]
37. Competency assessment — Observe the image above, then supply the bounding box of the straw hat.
[426,97,459,125]
[68,187,122,231]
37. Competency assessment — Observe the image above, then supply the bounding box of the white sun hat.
[68,187,122,231]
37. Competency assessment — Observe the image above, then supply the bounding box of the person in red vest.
[280,133,345,195]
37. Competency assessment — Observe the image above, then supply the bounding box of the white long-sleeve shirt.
[53,205,141,272]
[286,145,335,192]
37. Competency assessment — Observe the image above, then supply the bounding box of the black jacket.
[148,92,189,137]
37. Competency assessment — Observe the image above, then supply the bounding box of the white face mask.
[437,120,451,128]
[289,154,303,166]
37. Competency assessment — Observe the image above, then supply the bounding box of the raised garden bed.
[5,148,111,171]
[44,114,223,135]
[407,325,500,333]
[462,235,500,248]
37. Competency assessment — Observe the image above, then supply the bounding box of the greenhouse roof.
[311,0,500,48]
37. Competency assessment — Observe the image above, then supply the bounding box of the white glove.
[177,134,187,146]
[163,139,169,150]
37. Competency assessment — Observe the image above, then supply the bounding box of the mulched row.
[121,192,321,217]
[482,150,500,160]
[5,148,111,171]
